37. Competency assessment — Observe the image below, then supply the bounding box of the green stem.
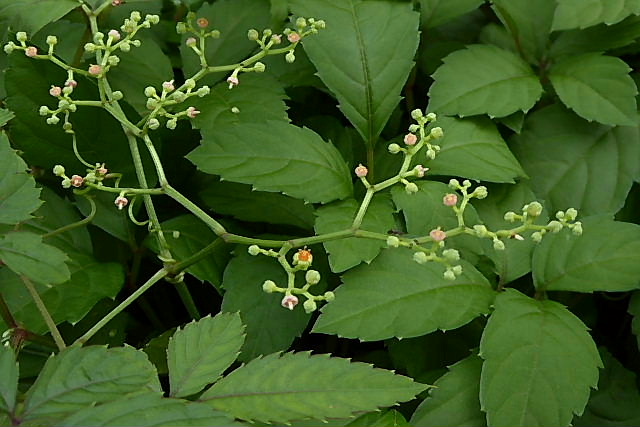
[43,195,96,239]
[0,292,18,328]
[142,134,168,186]
[84,183,164,195]
[164,185,227,236]
[352,188,375,229]
[73,269,169,346]
[20,276,66,351]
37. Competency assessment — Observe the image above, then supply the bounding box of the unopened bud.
[548,220,563,233]
[473,186,488,199]
[413,251,428,264]
[324,291,335,301]
[305,269,321,285]
[262,280,277,293]
[285,51,295,63]
[430,127,444,138]
[404,133,417,145]
[411,109,423,120]
[525,201,543,217]
[247,29,259,40]
[442,248,460,262]
[386,235,400,248]
[354,164,368,177]
[46,35,58,45]
[388,143,401,154]
[405,182,418,194]
[253,62,265,72]
[493,239,505,251]
[148,118,160,130]
[303,299,317,313]
[53,165,65,176]
[108,30,121,41]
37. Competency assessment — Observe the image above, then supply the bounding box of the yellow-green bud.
[248,245,261,256]
[53,165,65,176]
[565,208,578,222]
[386,235,400,248]
[303,299,317,313]
[473,186,488,199]
[525,201,543,217]
[548,220,563,233]
[493,239,505,251]
[16,32,28,43]
[305,269,321,285]
[444,270,456,281]
[247,29,259,40]
[388,143,401,154]
[262,280,277,293]
[46,35,58,45]
[324,291,335,302]
[413,251,428,264]
[430,127,444,138]
[410,109,423,120]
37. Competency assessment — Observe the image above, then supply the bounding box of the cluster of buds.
[4,31,41,58]
[249,245,334,313]
[225,61,266,90]
[177,12,221,40]
[388,109,442,160]
[503,205,582,243]
[53,163,110,189]
[38,75,81,128]
[144,78,208,131]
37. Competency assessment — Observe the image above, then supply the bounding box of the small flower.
[227,75,239,89]
[287,32,301,43]
[112,0,124,5]
[354,164,368,177]
[186,37,197,47]
[281,294,299,310]
[97,165,108,175]
[430,228,447,242]
[162,80,175,92]
[271,34,282,44]
[305,269,321,285]
[49,86,62,97]
[25,46,38,57]
[443,193,458,207]
[114,196,129,210]
[108,29,121,41]
[70,175,84,187]
[414,165,428,178]
[404,133,417,145]
[293,248,313,266]
[65,79,77,88]
[88,64,103,76]
[262,280,277,293]
[197,17,209,28]
[186,107,200,118]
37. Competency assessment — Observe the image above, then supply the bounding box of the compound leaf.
[479,289,602,427]
[0,231,69,285]
[187,121,352,204]
[552,0,640,30]
[0,131,41,225]
[314,248,495,341]
[428,44,543,118]
[168,313,245,398]
[533,217,640,293]
[549,53,637,126]
[290,0,420,146]
[420,0,485,28]
[199,352,428,423]
[0,0,78,34]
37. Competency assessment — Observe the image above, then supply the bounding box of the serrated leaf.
[0,346,18,416]
[511,104,640,216]
[290,0,420,146]
[187,121,352,204]
[221,251,312,361]
[180,0,271,80]
[428,44,543,118]
[20,346,161,425]
[168,313,245,398]
[410,354,486,427]
[0,131,41,225]
[418,116,526,183]
[479,289,602,427]
[314,248,495,341]
[0,231,69,285]
[552,0,640,31]
[0,108,15,127]
[347,409,409,427]
[148,215,230,291]
[474,182,547,283]
[200,180,315,230]
[549,53,637,125]
[0,0,78,34]
[490,0,556,64]
[315,197,395,273]
[573,349,640,426]
[191,74,289,134]
[420,0,484,28]
[533,217,640,292]
[199,352,428,423]
[61,392,241,427]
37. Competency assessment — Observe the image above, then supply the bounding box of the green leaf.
[290,0,420,145]
[200,180,315,230]
[533,217,640,293]
[573,349,640,427]
[32,20,87,64]
[410,354,486,427]
[0,108,15,127]
[0,346,18,416]
[314,248,495,341]
[0,231,69,285]
[490,0,556,63]
[0,0,78,34]
[20,346,161,425]
[474,182,547,283]
[428,44,543,118]
[511,105,640,216]
[421,116,526,183]
[347,409,409,427]
[149,215,230,291]
[549,53,637,126]
[479,289,602,427]
[187,121,352,204]
[315,197,395,273]
[168,313,245,398]
[221,251,312,361]
[552,0,640,31]
[109,33,173,113]
[191,74,289,134]
[0,131,42,225]
[61,392,241,427]
[420,0,484,28]
[199,352,428,423]
[180,0,271,79]
[629,292,640,352]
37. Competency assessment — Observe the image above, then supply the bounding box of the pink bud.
[70,175,84,187]
[114,196,128,210]
[162,80,174,92]
[108,29,121,41]
[227,75,239,88]
[287,32,301,43]
[429,228,447,242]
[281,295,299,310]
[97,166,108,175]
[354,164,368,178]
[443,193,458,207]
[65,79,78,88]
[186,106,200,118]
[404,133,418,145]
[25,46,38,57]
[112,0,124,5]
[88,64,102,76]
[186,37,197,47]
[49,86,62,97]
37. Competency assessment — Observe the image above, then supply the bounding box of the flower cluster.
[143,77,208,131]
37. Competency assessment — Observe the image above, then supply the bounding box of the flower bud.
[130,11,142,22]
[324,291,335,301]
[146,98,158,109]
[39,106,50,116]
[146,14,160,25]
[88,64,103,76]
[253,62,266,72]
[247,29,259,40]
[184,78,196,89]
[547,220,563,233]
[386,235,400,248]
[186,107,200,118]
[53,165,65,176]
[231,107,240,114]
[176,22,187,34]
[119,41,131,52]
[144,86,156,97]
[565,208,578,222]
[248,245,261,255]
[493,239,505,251]
[25,46,38,57]
[448,179,460,189]
[196,86,210,97]
[61,178,71,188]
[405,182,418,194]
[426,112,437,121]
[413,251,428,264]
[46,116,60,125]
[172,91,187,102]
[571,221,583,235]
[426,148,436,160]
[473,186,488,199]
[430,228,447,242]
[442,248,460,262]
[186,37,197,47]
[107,55,120,66]
[303,299,317,313]
[388,143,401,154]
[16,32,28,43]
[111,90,123,100]
[504,211,517,222]
[46,35,58,45]
[4,42,16,54]
[305,269,321,285]
[108,30,121,41]
[63,122,73,131]
[408,124,420,133]
[148,118,160,130]
[443,193,457,207]
[262,280,277,293]
[452,265,463,275]
[49,86,62,97]
[227,75,239,88]
[288,32,301,43]
[70,174,84,187]
[531,231,543,243]
[285,51,296,63]
[444,270,456,281]
[166,119,177,130]
[354,164,368,177]
[430,127,444,138]
[473,224,488,237]
[270,34,281,44]
[162,80,175,92]
[411,109,423,120]
[281,294,298,310]
[414,165,428,178]
[404,133,417,145]
[525,201,543,217]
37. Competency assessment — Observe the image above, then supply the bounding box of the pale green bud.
[504,211,517,222]
[53,165,65,176]
[324,291,335,302]
[111,90,123,100]
[119,41,131,52]
[413,251,428,264]
[473,224,488,237]
[172,91,187,103]
[146,14,160,25]
[571,222,583,235]
[84,42,96,52]
[452,265,463,275]
[262,280,277,293]
[248,245,261,256]
[184,78,196,89]
[430,127,444,138]
[442,248,460,262]
[93,32,104,44]
[166,119,177,130]
[426,148,436,160]
[296,17,307,28]
[285,51,295,63]
[210,30,220,39]
[444,270,456,281]
[46,116,59,125]
[386,235,400,248]
[448,179,460,189]
[410,109,423,120]
[473,186,488,199]
[493,239,505,251]
[176,22,187,34]
[16,32,27,43]
[144,86,156,97]
[426,112,437,121]
[388,143,401,154]
[303,299,317,313]
[196,86,210,97]
[254,61,266,72]
[46,35,57,45]
[146,98,158,110]
[531,231,543,243]
[148,118,160,130]
[130,11,142,22]
[247,29,259,40]
[548,220,563,233]
[39,106,50,116]
[305,269,321,285]
[405,182,419,194]
[130,39,141,47]
[61,178,71,188]
[314,20,326,29]
[4,42,16,54]
[565,208,578,222]
[408,124,420,133]
[524,201,543,217]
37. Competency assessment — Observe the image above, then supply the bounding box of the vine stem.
[20,276,66,351]
[43,195,96,239]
